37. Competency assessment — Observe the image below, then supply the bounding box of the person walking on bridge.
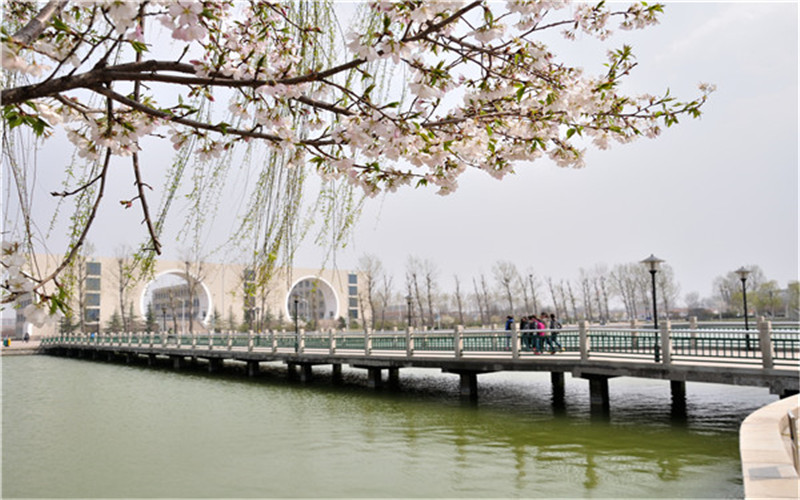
[548,313,563,353]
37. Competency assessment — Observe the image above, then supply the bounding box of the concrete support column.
[332,363,343,384]
[126,353,135,364]
[367,368,382,389]
[287,362,298,380]
[208,358,223,373]
[388,367,400,389]
[459,372,478,400]
[758,320,774,369]
[247,360,259,377]
[551,371,566,401]
[300,364,313,383]
[579,321,590,361]
[670,380,687,417]
[660,320,672,365]
[406,327,415,357]
[329,329,337,354]
[364,328,372,356]
[454,325,464,358]
[172,356,185,370]
[587,375,610,414]
[107,351,115,362]
[148,354,156,366]
[511,323,520,360]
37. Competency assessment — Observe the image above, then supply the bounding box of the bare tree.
[546,277,561,319]
[376,274,394,330]
[112,247,135,332]
[357,254,383,330]
[528,273,541,314]
[182,255,206,334]
[493,261,518,316]
[453,275,466,326]
[472,277,487,326]
[565,281,579,322]
[422,259,438,330]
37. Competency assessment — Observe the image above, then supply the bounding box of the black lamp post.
[293,297,299,353]
[405,294,413,328]
[161,307,166,333]
[641,254,664,362]
[735,266,751,350]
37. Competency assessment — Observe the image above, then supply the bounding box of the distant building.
[16,255,360,338]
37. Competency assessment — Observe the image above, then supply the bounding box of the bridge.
[40,319,798,412]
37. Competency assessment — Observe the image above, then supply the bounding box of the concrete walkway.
[740,394,800,498]
[1,339,41,356]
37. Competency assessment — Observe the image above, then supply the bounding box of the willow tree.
[1,0,711,326]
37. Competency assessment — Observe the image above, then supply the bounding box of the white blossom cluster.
[2,0,711,198]
[1,242,60,327]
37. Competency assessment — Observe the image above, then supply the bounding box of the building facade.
[16,255,360,338]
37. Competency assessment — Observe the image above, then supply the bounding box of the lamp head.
[735,266,750,281]
[640,254,664,272]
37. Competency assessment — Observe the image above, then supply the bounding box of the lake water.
[2,355,777,498]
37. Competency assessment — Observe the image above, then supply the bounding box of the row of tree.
[356,255,798,330]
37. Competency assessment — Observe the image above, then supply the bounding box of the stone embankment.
[740,394,800,498]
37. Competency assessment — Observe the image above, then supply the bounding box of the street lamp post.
[641,254,664,362]
[293,297,299,353]
[161,307,166,333]
[735,266,751,350]
[405,294,413,328]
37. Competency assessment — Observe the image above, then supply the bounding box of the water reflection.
[3,356,776,498]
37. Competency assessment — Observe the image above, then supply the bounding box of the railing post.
[227,331,233,351]
[630,319,639,349]
[579,320,589,361]
[511,323,520,360]
[248,330,254,352]
[406,326,415,357]
[149,332,154,348]
[454,325,464,358]
[271,330,277,354]
[660,320,672,365]
[364,328,372,356]
[176,330,181,348]
[758,319,774,369]
[299,328,306,354]
[208,332,214,350]
[162,331,167,348]
[329,328,336,354]
[191,333,197,350]
[689,316,698,350]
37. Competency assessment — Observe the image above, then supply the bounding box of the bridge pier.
[287,363,298,380]
[551,372,566,409]
[331,364,343,384]
[670,380,687,418]
[147,354,157,366]
[247,360,259,377]
[300,364,313,383]
[172,356,186,370]
[208,358,223,373]
[587,375,610,415]
[126,353,136,365]
[367,368,382,389]
[388,367,400,389]
[459,372,478,400]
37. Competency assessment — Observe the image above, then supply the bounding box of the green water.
[2,355,776,498]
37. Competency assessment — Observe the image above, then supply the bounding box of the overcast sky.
[9,1,798,305]
[333,1,799,300]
